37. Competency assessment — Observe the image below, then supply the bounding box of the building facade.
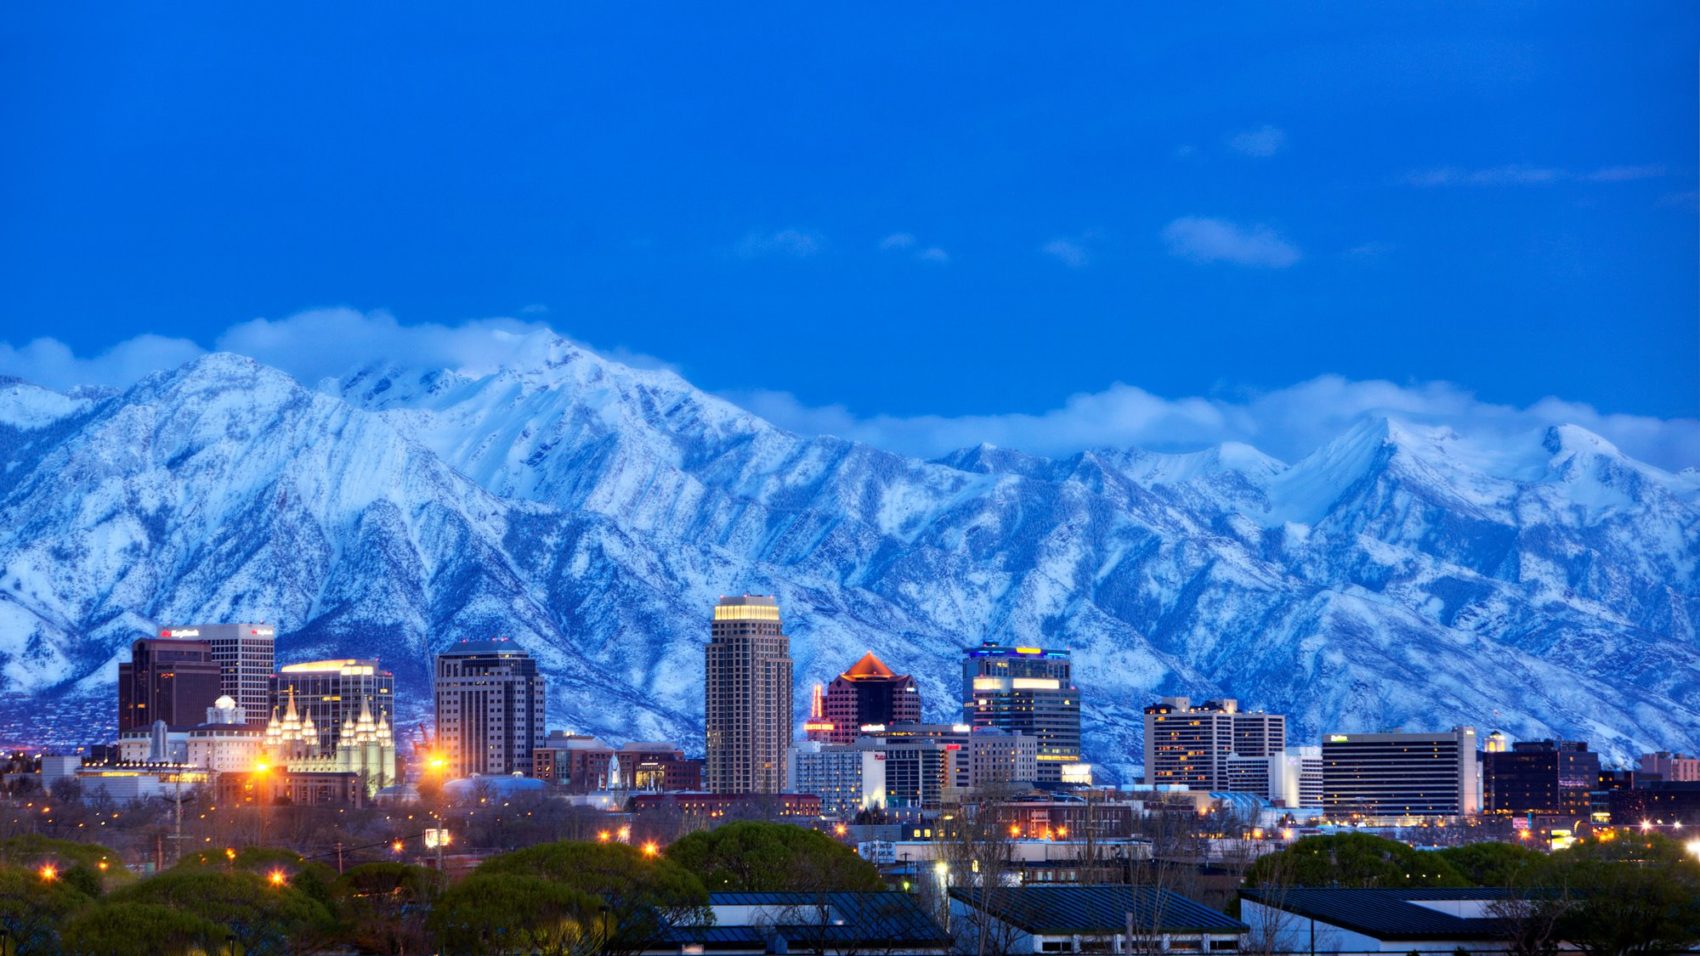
[270,659,395,756]
[962,642,1080,784]
[1483,739,1600,818]
[789,739,887,818]
[161,624,276,728]
[806,652,922,744]
[705,595,794,794]
[1321,727,1480,819]
[1639,751,1700,782]
[434,639,546,778]
[1142,697,1287,790]
[185,696,265,773]
[532,733,703,793]
[118,637,223,732]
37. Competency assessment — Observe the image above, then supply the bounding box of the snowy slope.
[0,343,1696,774]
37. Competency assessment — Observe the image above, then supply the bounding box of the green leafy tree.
[1548,834,1700,956]
[0,835,126,896]
[1243,833,1469,888]
[110,869,335,956]
[665,821,883,892]
[60,901,227,956]
[175,847,340,915]
[0,864,92,955]
[336,862,442,955]
[476,841,710,955]
[1433,841,1544,887]
[428,873,610,956]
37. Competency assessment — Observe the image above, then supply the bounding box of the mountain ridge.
[1,344,1696,775]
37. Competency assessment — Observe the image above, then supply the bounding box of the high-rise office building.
[961,642,1080,784]
[806,651,922,744]
[118,637,223,732]
[1321,727,1480,819]
[159,623,276,728]
[270,659,396,756]
[705,595,794,794]
[1143,697,1287,790]
[1639,751,1700,782]
[434,639,546,778]
[1484,739,1600,818]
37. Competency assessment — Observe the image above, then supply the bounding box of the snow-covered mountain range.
[2,337,1697,776]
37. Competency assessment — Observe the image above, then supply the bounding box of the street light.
[37,864,56,882]
[1686,839,1700,861]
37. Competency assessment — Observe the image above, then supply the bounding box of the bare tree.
[940,785,1024,956]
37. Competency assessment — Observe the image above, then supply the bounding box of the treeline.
[0,821,882,955]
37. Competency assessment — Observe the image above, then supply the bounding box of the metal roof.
[686,891,951,948]
[949,885,1246,935]
[1239,887,1523,941]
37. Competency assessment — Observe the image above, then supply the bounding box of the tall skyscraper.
[118,637,223,732]
[1321,727,1480,819]
[705,595,794,794]
[270,658,396,755]
[1142,696,1287,789]
[806,651,922,744]
[961,641,1080,784]
[434,639,546,778]
[160,623,276,728]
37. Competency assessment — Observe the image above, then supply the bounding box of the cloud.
[0,334,205,392]
[727,376,1700,474]
[1405,164,1666,187]
[6,312,1697,474]
[734,228,822,259]
[1040,238,1091,268]
[880,232,950,264]
[1162,217,1300,268]
[1228,125,1287,158]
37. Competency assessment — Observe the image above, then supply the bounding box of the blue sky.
[3,4,1698,465]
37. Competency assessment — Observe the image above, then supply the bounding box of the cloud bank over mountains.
[3,308,1696,473]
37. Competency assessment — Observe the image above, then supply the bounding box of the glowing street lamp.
[37,864,57,882]
[597,830,612,843]
[641,841,660,858]
[267,869,288,887]
[1687,839,1700,862]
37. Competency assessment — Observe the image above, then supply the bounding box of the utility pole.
[335,841,344,874]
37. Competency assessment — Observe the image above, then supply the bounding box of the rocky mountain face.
[2,340,1696,776]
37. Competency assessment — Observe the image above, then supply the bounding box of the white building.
[789,738,886,817]
[1321,727,1480,820]
[185,696,265,773]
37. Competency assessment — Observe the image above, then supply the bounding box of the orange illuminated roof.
[842,652,897,681]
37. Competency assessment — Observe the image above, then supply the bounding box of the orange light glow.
[641,841,660,857]
[97,860,109,872]
[391,841,405,854]
[38,864,57,882]
[833,824,848,837]
[597,830,612,843]
[1009,825,1021,838]
[1055,826,1068,838]
[618,826,632,842]
[268,869,288,887]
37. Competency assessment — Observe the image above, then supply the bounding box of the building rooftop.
[842,651,897,680]
[437,638,531,657]
[950,885,1245,935]
[666,892,950,950]
[1240,887,1524,941]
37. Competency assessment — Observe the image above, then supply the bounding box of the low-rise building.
[1240,887,1529,954]
[949,885,1245,954]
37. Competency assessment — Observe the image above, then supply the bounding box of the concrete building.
[1143,696,1287,790]
[160,624,276,728]
[805,651,921,744]
[968,727,1039,789]
[434,638,545,778]
[1225,747,1323,808]
[789,738,887,818]
[1639,751,1700,782]
[1321,727,1480,820]
[1483,739,1600,818]
[269,658,395,755]
[705,595,793,794]
[184,696,265,773]
[962,642,1080,784]
[118,637,223,732]
[950,886,1245,956]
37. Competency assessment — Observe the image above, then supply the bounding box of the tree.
[1244,833,1470,889]
[175,846,341,916]
[336,862,442,955]
[110,869,336,956]
[475,841,710,955]
[1434,842,1544,887]
[428,873,610,956]
[1547,834,1700,956]
[0,864,92,955]
[59,901,227,956]
[666,821,882,892]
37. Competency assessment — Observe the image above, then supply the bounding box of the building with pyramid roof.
[806,651,922,744]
